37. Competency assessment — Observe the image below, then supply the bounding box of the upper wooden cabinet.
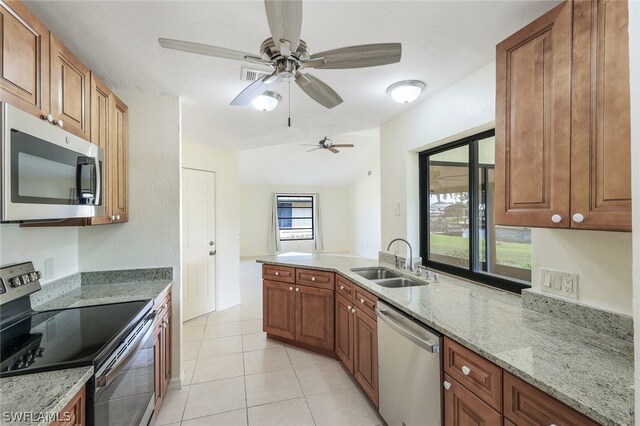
[110,93,128,223]
[570,0,631,231]
[0,0,49,118]
[50,34,90,140]
[88,74,112,225]
[495,1,572,229]
[495,0,632,231]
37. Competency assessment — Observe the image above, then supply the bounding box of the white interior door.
[182,168,216,321]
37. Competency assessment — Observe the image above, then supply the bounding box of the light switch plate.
[540,268,578,299]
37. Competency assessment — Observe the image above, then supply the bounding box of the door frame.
[181,166,219,316]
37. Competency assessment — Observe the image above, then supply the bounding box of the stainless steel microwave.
[1,102,104,222]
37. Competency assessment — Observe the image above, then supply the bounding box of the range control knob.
[10,277,21,287]
[29,272,38,281]
[20,275,30,285]
[36,348,44,357]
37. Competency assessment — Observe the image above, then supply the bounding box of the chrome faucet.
[386,238,413,272]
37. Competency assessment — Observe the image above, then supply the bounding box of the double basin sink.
[352,268,426,288]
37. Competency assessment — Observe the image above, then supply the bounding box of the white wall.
[349,160,382,259]
[380,61,633,315]
[240,184,352,257]
[78,91,183,384]
[628,0,640,415]
[0,226,78,284]
[182,141,241,310]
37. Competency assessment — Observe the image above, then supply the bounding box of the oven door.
[94,312,156,426]
[1,102,103,222]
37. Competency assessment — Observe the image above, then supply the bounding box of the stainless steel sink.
[352,268,401,280]
[373,277,426,288]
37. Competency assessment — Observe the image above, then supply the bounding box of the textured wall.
[349,160,382,259]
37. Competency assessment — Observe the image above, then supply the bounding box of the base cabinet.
[335,293,354,374]
[353,307,378,407]
[51,384,86,426]
[295,285,334,350]
[153,290,172,416]
[443,374,501,426]
[263,279,296,340]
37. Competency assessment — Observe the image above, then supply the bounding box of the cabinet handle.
[289,286,294,291]
[351,308,356,314]
[274,271,279,276]
[461,365,471,376]
[56,119,64,127]
[116,214,121,221]
[360,298,365,305]
[551,214,562,224]
[572,213,584,223]
[347,305,352,310]
[44,114,54,123]
[443,381,451,390]
[295,287,300,292]
[311,276,316,282]
[110,215,116,222]
[340,285,344,290]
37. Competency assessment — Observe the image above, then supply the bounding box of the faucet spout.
[386,238,414,272]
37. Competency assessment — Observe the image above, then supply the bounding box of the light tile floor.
[158,259,382,426]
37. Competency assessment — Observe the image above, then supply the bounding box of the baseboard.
[217,298,241,311]
[169,376,183,390]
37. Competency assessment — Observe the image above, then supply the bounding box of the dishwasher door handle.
[376,307,440,353]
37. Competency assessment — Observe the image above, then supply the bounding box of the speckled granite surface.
[30,273,81,309]
[0,367,93,426]
[522,289,634,341]
[81,267,173,285]
[257,254,634,426]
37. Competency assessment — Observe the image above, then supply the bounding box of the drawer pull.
[351,308,356,314]
[340,285,344,290]
[461,365,471,376]
[443,381,451,390]
[360,298,365,304]
[311,276,316,282]
[274,271,279,276]
[347,305,352,310]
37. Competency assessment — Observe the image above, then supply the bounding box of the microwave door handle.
[76,157,97,203]
[94,156,101,207]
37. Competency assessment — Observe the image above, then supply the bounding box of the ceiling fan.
[158,0,402,109]
[301,137,354,154]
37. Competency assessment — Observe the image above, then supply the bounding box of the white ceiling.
[25,0,559,152]
[239,129,380,185]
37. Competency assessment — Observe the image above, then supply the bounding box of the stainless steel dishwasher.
[376,300,442,426]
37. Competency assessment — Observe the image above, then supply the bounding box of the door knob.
[572,213,584,223]
[209,250,216,256]
[209,241,214,246]
[551,214,562,223]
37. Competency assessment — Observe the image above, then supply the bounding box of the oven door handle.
[96,312,156,388]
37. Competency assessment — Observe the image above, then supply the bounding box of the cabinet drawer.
[336,275,354,300]
[296,268,334,290]
[262,264,295,283]
[504,372,599,426]
[354,286,377,320]
[443,337,502,411]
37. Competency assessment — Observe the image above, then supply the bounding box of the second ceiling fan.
[301,137,354,154]
[158,0,402,109]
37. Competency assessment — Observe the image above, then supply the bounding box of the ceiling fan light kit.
[158,0,402,112]
[387,80,426,104]
[252,91,282,111]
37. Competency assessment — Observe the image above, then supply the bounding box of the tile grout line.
[240,301,250,426]
[287,346,318,426]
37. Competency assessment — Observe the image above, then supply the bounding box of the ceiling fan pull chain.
[288,78,292,127]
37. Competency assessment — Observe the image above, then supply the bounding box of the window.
[277,195,314,241]
[419,130,531,293]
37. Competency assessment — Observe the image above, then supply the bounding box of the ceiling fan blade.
[306,147,323,152]
[294,72,343,109]
[309,43,402,69]
[328,147,340,154]
[300,144,321,146]
[298,58,327,69]
[158,38,267,63]
[331,144,354,148]
[230,71,276,106]
[264,0,302,55]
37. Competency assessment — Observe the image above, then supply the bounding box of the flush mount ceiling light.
[386,80,426,104]
[251,91,282,111]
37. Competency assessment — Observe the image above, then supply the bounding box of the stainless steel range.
[0,262,157,426]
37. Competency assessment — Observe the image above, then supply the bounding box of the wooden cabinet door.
[335,293,354,373]
[353,308,378,407]
[263,280,296,340]
[295,285,334,351]
[50,35,90,140]
[570,0,631,231]
[443,375,501,426]
[51,384,86,426]
[495,1,572,228]
[88,74,112,225]
[110,94,128,223]
[0,0,49,118]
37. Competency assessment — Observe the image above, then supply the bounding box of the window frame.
[418,129,531,294]
[276,194,315,242]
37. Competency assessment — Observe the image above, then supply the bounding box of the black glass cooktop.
[0,301,149,377]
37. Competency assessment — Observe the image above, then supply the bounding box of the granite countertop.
[257,254,634,426]
[0,367,94,426]
[1,268,173,424]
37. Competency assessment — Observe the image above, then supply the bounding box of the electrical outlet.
[44,258,54,280]
[540,268,578,299]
